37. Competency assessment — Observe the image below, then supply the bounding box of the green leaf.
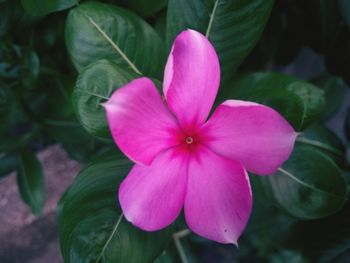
[318,0,343,48]
[65,1,165,78]
[246,197,350,262]
[346,108,350,142]
[16,150,44,214]
[0,82,14,134]
[254,143,347,220]
[166,0,274,82]
[298,123,346,167]
[58,151,173,263]
[45,121,103,163]
[339,0,350,28]
[73,60,136,139]
[0,153,18,179]
[122,0,167,17]
[282,203,350,263]
[21,0,78,16]
[225,72,325,130]
[0,43,40,88]
[312,74,347,120]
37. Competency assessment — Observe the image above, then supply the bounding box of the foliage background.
[1,0,350,262]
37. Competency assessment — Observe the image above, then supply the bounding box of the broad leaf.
[21,0,78,16]
[339,0,350,28]
[224,72,325,130]
[72,60,136,139]
[166,0,274,82]
[283,203,350,263]
[122,0,167,17]
[65,1,165,78]
[254,143,347,219]
[0,153,18,178]
[312,74,347,120]
[245,202,350,262]
[298,123,346,167]
[46,122,102,163]
[16,150,44,214]
[58,151,174,263]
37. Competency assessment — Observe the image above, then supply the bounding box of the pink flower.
[104,29,297,244]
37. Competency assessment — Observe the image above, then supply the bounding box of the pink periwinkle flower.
[104,29,297,244]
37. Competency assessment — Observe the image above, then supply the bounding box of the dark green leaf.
[65,1,165,78]
[58,151,173,263]
[346,107,350,142]
[45,122,102,163]
[312,74,347,120]
[318,0,343,48]
[0,153,18,178]
[122,0,167,17]
[0,43,40,87]
[154,11,167,41]
[254,143,347,219]
[16,150,44,214]
[245,196,350,262]
[166,0,274,82]
[298,123,346,167]
[21,0,78,16]
[283,203,350,263]
[339,0,350,28]
[155,251,176,263]
[73,59,136,139]
[225,72,325,130]
[0,82,14,134]
[21,49,40,89]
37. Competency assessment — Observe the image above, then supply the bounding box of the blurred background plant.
[1,0,350,262]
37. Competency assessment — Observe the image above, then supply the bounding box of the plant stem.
[173,229,191,263]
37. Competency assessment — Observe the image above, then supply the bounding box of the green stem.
[173,229,191,263]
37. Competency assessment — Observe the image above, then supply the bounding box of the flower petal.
[184,145,252,244]
[119,147,189,231]
[201,100,297,175]
[163,29,220,130]
[104,77,180,165]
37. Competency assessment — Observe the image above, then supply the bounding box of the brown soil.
[0,145,80,263]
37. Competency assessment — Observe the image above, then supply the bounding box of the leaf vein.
[205,0,220,38]
[277,168,342,199]
[96,213,124,262]
[85,15,142,75]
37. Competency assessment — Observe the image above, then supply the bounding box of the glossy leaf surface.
[72,60,136,139]
[167,0,274,82]
[254,143,347,219]
[16,150,44,214]
[225,72,325,130]
[65,1,165,78]
[58,151,173,263]
[21,0,78,16]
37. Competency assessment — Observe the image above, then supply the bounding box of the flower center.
[185,136,194,144]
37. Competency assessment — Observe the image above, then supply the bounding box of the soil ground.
[0,145,80,263]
